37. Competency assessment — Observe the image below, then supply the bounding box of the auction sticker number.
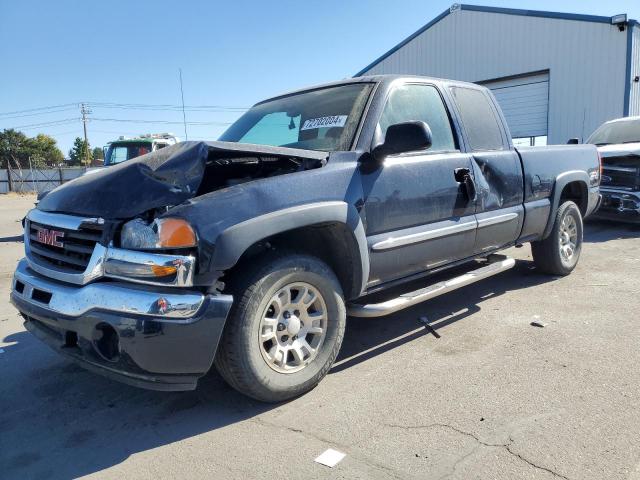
[301,115,348,131]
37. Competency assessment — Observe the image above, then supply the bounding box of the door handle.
[454,168,477,203]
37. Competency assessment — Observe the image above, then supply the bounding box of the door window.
[450,87,505,151]
[379,84,456,153]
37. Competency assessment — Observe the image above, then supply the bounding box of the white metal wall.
[360,9,629,143]
[482,72,549,138]
[630,24,640,116]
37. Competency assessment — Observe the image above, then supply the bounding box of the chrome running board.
[347,255,516,318]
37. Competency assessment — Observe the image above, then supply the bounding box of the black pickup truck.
[11,75,601,401]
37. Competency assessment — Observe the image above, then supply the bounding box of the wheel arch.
[542,171,589,239]
[212,201,369,299]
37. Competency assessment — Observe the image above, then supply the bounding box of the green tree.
[29,134,65,168]
[92,146,104,160]
[68,137,92,166]
[0,129,29,169]
[0,129,65,169]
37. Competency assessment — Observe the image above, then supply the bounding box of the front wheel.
[531,200,583,276]
[214,253,346,402]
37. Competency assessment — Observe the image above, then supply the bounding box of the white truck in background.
[103,133,180,166]
[585,116,640,223]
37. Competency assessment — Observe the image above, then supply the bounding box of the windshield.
[219,83,373,151]
[587,118,640,146]
[104,142,152,166]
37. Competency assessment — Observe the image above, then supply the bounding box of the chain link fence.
[0,167,100,194]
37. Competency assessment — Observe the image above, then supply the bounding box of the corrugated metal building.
[356,4,640,145]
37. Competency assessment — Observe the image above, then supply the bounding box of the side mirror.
[372,121,432,162]
[567,138,579,145]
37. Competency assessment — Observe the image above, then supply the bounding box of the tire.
[214,252,346,402]
[531,200,583,276]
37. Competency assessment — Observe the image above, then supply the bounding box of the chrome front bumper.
[12,258,206,319]
[10,259,234,391]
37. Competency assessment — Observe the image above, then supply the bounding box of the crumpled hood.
[597,142,640,158]
[37,140,327,219]
[38,142,208,218]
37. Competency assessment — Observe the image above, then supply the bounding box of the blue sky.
[1,0,639,155]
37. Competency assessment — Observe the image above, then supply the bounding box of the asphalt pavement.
[1,194,640,479]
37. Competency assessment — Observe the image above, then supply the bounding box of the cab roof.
[254,74,479,106]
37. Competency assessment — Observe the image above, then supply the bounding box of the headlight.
[120,217,196,250]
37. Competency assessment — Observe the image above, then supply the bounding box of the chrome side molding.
[371,220,477,251]
[476,212,519,228]
[371,213,519,252]
[347,255,516,317]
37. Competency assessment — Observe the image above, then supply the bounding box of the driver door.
[361,83,477,287]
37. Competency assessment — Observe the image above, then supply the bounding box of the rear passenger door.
[362,83,477,286]
[449,86,524,253]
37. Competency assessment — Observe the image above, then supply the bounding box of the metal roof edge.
[353,7,452,77]
[354,4,638,78]
[460,4,617,24]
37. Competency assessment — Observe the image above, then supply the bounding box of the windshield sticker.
[301,115,348,131]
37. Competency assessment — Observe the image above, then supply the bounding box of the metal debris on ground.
[314,448,346,468]
[419,316,441,338]
[530,315,548,328]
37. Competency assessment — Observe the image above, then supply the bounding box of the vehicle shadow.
[335,259,552,372]
[583,219,640,243]
[0,260,553,479]
[0,330,274,479]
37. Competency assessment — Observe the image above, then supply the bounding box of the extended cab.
[11,76,601,401]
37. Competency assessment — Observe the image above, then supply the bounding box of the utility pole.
[80,103,92,166]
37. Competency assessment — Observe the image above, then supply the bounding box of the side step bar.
[347,255,516,318]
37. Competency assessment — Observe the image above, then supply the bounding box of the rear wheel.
[215,253,346,402]
[531,200,583,276]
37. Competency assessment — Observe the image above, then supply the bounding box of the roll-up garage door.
[480,72,549,138]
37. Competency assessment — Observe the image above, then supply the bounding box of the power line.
[87,102,247,111]
[0,107,79,120]
[10,118,80,130]
[90,117,232,126]
[0,103,78,117]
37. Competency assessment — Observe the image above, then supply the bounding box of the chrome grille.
[28,220,103,272]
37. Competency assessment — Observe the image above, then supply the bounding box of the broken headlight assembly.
[106,217,197,286]
[120,217,197,250]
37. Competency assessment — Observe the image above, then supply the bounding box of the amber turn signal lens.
[151,265,178,277]
[156,218,196,248]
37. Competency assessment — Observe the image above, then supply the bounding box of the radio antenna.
[179,68,188,141]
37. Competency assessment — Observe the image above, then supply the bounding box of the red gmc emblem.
[36,228,64,248]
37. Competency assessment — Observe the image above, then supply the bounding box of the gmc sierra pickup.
[10,75,601,401]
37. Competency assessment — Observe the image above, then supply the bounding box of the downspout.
[623,22,635,116]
